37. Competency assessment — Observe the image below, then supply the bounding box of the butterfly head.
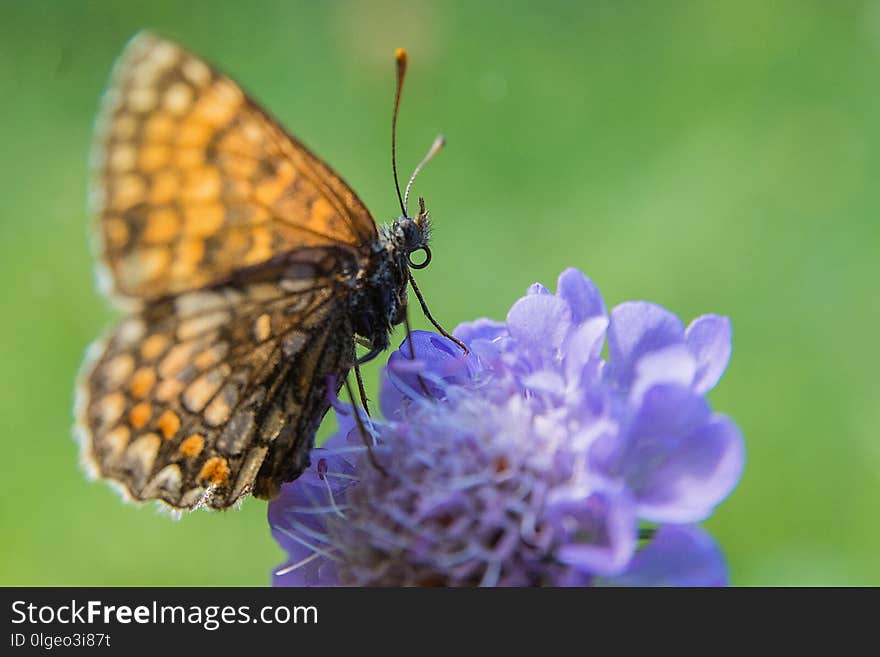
[393,197,432,270]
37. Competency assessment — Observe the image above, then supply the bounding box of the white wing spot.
[127,86,158,113]
[109,144,137,172]
[116,318,147,347]
[182,58,211,85]
[102,354,135,387]
[163,82,193,115]
[124,433,161,488]
[177,311,230,340]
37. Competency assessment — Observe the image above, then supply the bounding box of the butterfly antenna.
[404,135,445,214]
[392,48,408,217]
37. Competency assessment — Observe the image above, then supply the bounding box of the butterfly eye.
[407,246,431,269]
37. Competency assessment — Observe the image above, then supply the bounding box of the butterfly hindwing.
[76,249,357,510]
[91,31,378,302]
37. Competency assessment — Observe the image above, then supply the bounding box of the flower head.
[270,268,743,586]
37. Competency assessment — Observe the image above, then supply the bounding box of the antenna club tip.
[395,48,408,68]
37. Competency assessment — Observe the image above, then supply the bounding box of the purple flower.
[269,268,743,586]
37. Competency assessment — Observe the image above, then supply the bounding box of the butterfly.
[74,32,458,511]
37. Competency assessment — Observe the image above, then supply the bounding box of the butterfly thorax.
[349,215,430,352]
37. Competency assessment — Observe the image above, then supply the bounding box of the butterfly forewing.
[77,247,357,510]
[91,31,377,302]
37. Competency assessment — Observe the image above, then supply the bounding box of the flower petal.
[522,370,566,395]
[506,293,572,352]
[269,467,351,587]
[629,344,696,403]
[380,331,474,416]
[557,267,606,323]
[527,282,552,296]
[454,318,508,344]
[627,399,745,523]
[548,486,637,577]
[268,457,352,528]
[607,302,685,389]
[686,315,732,394]
[597,525,728,586]
[563,316,608,386]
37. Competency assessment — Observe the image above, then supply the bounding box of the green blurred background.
[1,0,878,586]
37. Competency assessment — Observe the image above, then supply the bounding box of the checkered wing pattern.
[90,31,378,302]
[76,249,357,510]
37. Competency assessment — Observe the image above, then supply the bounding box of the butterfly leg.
[355,346,384,365]
[407,270,468,354]
[343,375,388,476]
[403,311,432,397]
[353,359,371,418]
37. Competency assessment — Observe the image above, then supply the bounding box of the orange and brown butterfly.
[74,32,449,511]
